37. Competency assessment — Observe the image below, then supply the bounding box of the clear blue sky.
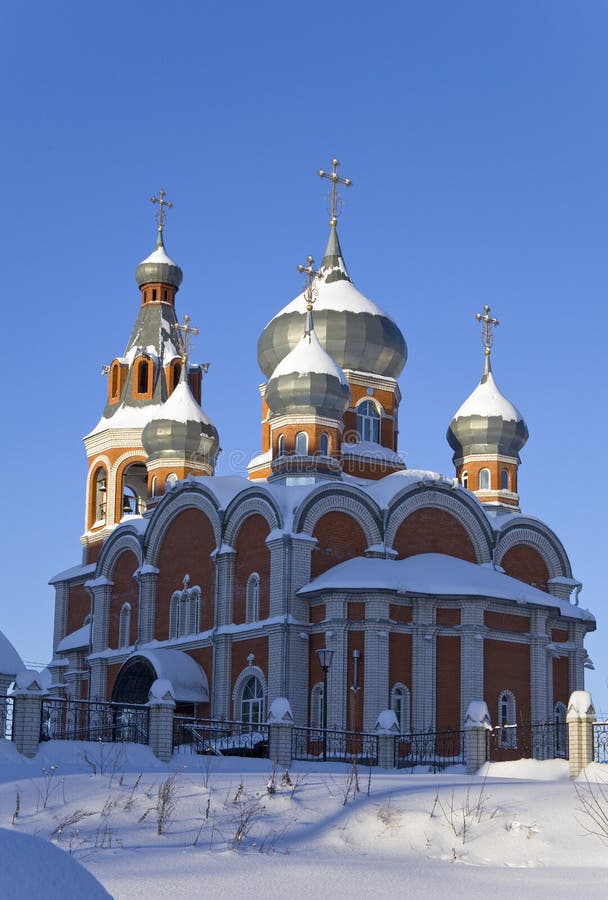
[1,2,606,711]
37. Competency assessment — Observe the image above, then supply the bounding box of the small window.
[166,473,178,488]
[172,361,181,389]
[152,288,157,302]
[478,468,491,491]
[136,358,151,395]
[497,690,517,748]
[246,573,260,623]
[295,431,308,456]
[277,434,285,457]
[310,682,324,729]
[356,400,381,443]
[241,675,264,725]
[391,684,411,733]
[169,584,201,638]
[320,433,329,456]
[119,603,131,648]
[461,471,468,489]
[501,468,509,490]
[94,468,107,523]
[151,476,157,497]
[111,364,119,399]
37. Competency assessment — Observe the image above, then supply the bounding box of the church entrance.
[111,656,157,705]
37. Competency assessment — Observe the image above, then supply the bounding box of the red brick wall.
[553,657,569,705]
[389,604,413,623]
[484,611,530,634]
[234,514,270,624]
[311,512,368,577]
[393,508,476,562]
[500,545,549,592]
[389,633,412,695]
[310,604,326,624]
[156,508,216,639]
[484,639,531,723]
[436,608,461,626]
[67,583,91,635]
[183,646,213,715]
[108,551,139,648]
[347,602,365,621]
[106,662,122,700]
[551,629,569,643]
[436,637,461,729]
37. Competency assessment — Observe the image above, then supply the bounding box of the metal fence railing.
[593,722,608,763]
[395,729,465,771]
[40,697,149,745]
[1,695,14,741]
[292,726,379,765]
[488,721,568,761]
[173,716,270,758]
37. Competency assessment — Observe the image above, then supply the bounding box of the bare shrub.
[434,780,498,845]
[138,774,179,835]
[80,741,126,780]
[12,791,20,824]
[231,797,265,850]
[52,808,96,839]
[32,766,62,811]
[575,770,608,847]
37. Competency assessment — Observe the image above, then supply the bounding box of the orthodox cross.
[318,158,352,226]
[172,314,199,361]
[297,256,324,311]
[151,189,173,231]
[476,305,499,356]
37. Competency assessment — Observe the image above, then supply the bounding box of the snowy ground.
[1,740,608,899]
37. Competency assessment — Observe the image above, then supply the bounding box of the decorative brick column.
[267,698,295,768]
[147,679,176,763]
[412,598,436,731]
[214,547,236,627]
[567,690,595,780]
[459,602,485,725]
[11,672,47,759]
[52,582,69,653]
[87,576,113,653]
[211,634,232,720]
[463,700,491,775]
[136,565,159,643]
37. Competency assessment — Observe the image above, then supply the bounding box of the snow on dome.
[0,630,24,678]
[452,369,523,423]
[138,243,179,269]
[272,277,387,321]
[271,327,348,385]
[148,379,215,427]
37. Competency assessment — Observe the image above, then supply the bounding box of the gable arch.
[223,489,282,547]
[96,529,143,580]
[143,484,222,566]
[495,520,572,580]
[385,485,494,564]
[293,484,383,547]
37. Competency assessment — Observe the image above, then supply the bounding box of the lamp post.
[316,647,334,762]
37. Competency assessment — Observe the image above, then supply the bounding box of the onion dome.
[142,367,219,466]
[447,354,529,460]
[265,310,351,418]
[135,228,183,290]
[257,225,407,380]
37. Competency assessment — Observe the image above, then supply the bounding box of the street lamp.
[316,647,334,762]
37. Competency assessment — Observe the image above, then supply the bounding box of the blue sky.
[1,2,606,711]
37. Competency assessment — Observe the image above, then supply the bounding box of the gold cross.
[297,256,324,311]
[476,305,499,356]
[172,314,199,361]
[151,189,173,231]
[318,158,352,226]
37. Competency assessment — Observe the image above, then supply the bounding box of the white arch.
[232,665,268,722]
[144,486,222,566]
[223,490,282,547]
[495,520,572,579]
[97,530,143,579]
[294,484,383,547]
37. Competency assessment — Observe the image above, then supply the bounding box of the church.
[48,164,595,742]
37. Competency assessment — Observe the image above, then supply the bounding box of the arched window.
[461,471,468,489]
[310,682,324,729]
[166,473,178,488]
[240,675,264,725]
[135,357,152,396]
[498,690,517,748]
[295,431,308,456]
[119,603,131,649]
[110,363,120,400]
[391,684,411,733]
[478,468,491,491]
[122,485,138,516]
[277,434,285,457]
[246,573,260,623]
[554,701,568,758]
[94,468,107,523]
[169,585,201,639]
[172,361,182,390]
[356,400,381,442]
[320,433,330,456]
[501,468,509,490]
[151,476,158,497]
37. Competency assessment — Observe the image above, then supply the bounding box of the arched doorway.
[111,656,156,704]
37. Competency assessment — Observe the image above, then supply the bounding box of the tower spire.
[318,158,352,227]
[476,305,499,378]
[150,188,174,237]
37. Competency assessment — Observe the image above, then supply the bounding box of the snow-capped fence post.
[147,679,176,763]
[464,701,492,775]
[267,698,294,768]
[10,670,47,759]
[567,690,595,779]
[374,710,399,768]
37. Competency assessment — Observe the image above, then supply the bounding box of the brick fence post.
[147,679,176,763]
[464,700,492,775]
[374,710,399,768]
[11,671,47,759]
[567,690,595,780]
[267,697,294,768]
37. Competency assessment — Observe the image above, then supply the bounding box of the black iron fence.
[40,697,149,745]
[488,721,568,761]
[1,695,13,740]
[395,729,465,771]
[593,722,608,763]
[173,716,270,758]
[292,726,379,765]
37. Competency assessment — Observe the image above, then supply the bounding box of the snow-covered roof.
[56,623,91,653]
[270,327,348,384]
[138,243,179,269]
[452,369,523,422]
[341,441,404,466]
[299,552,593,621]
[147,379,214,426]
[0,630,24,677]
[132,648,209,703]
[49,562,97,585]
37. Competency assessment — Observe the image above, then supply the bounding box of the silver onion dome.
[447,356,529,461]
[142,371,219,467]
[257,226,407,380]
[265,312,351,418]
[135,229,183,289]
